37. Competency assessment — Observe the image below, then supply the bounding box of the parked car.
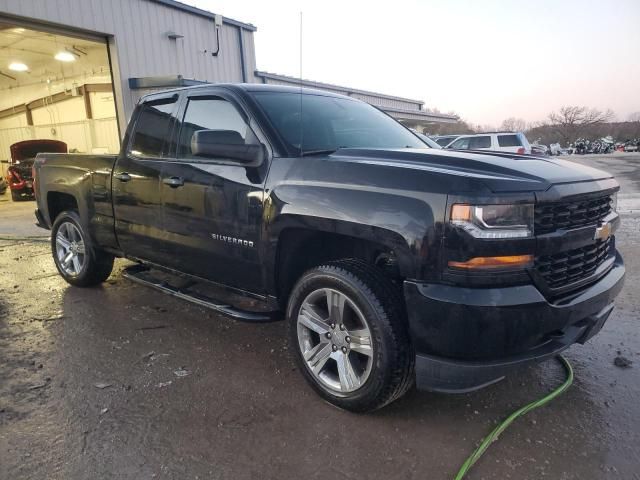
[7,140,67,201]
[624,140,639,152]
[550,143,562,155]
[531,144,549,156]
[446,131,532,154]
[34,84,624,412]
[432,134,460,147]
[411,130,442,148]
[549,143,571,156]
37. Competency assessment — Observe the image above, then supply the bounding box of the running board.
[122,265,280,323]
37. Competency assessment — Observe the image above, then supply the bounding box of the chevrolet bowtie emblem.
[594,222,612,241]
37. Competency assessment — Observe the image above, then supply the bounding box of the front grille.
[535,195,612,234]
[535,237,613,290]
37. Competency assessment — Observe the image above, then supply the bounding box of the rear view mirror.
[191,130,265,166]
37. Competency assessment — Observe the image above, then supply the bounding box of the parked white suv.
[446,132,532,154]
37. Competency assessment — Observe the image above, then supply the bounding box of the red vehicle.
[7,140,67,201]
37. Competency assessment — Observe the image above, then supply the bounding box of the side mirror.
[191,130,265,166]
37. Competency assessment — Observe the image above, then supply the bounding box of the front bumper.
[10,185,35,202]
[405,252,625,393]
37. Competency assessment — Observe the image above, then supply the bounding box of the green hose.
[454,355,574,480]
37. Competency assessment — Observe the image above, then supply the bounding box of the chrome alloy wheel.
[297,288,374,394]
[55,222,86,277]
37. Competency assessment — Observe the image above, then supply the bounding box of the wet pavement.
[1,154,639,479]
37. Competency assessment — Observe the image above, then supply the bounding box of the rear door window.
[128,99,177,158]
[469,136,491,149]
[497,134,523,147]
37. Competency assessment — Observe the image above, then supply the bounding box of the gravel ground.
[0,153,639,479]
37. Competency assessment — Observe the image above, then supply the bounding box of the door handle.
[114,172,131,182]
[163,176,184,188]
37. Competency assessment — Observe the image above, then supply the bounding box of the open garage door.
[0,23,119,205]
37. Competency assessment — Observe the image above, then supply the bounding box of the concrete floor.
[0,154,639,479]
[0,191,44,237]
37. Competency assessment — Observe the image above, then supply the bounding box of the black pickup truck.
[33,84,624,412]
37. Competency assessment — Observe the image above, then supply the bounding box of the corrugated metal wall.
[0,0,257,132]
[350,93,418,111]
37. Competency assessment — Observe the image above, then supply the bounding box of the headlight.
[610,192,618,212]
[450,203,533,239]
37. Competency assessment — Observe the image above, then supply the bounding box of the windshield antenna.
[298,11,303,157]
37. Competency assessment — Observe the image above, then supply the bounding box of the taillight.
[8,168,22,183]
[517,147,525,154]
[32,165,37,197]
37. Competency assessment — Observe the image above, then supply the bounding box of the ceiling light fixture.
[54,51,75,62]
[8,62,28,72]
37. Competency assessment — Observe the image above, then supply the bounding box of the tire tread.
[51,210,114,287]
[288,258,414,412]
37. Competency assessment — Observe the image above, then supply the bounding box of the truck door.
[159,93,267,293]
[112,95,179,264]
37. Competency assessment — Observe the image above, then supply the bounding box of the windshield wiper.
[300,148,342,157]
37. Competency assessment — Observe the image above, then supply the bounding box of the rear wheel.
[51,210,114,287]
[287,259,414,412]
[11,190,22,201]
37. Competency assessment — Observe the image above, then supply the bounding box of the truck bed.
[34,153,119,250]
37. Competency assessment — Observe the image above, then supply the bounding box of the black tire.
[51,210,114,287]
[11,190,22,201]
[287,259,414,412]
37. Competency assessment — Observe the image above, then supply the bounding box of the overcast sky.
[189,0,639,126]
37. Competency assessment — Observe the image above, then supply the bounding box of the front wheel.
[51,210,114,287]
[287,259,414,412]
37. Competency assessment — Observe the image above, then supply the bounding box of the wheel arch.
[266,215,415,307]
[47,191,80,225]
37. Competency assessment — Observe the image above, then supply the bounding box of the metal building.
[0,0,257,140]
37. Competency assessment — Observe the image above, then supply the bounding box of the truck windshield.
[252,92,427,155]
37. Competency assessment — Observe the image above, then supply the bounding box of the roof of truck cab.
[139,83,355,103]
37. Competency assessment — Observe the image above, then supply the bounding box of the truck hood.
[331,148,613,193]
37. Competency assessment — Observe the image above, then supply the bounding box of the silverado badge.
[211,233,254,248]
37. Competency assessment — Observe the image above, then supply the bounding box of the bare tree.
[628,112,640,123]
[426,117,475,136]
[548,106,614,143]
[500,117,527,132]
[475,124,497,133]
[526,120,548,130]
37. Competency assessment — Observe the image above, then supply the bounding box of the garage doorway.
[0,22,118,216]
